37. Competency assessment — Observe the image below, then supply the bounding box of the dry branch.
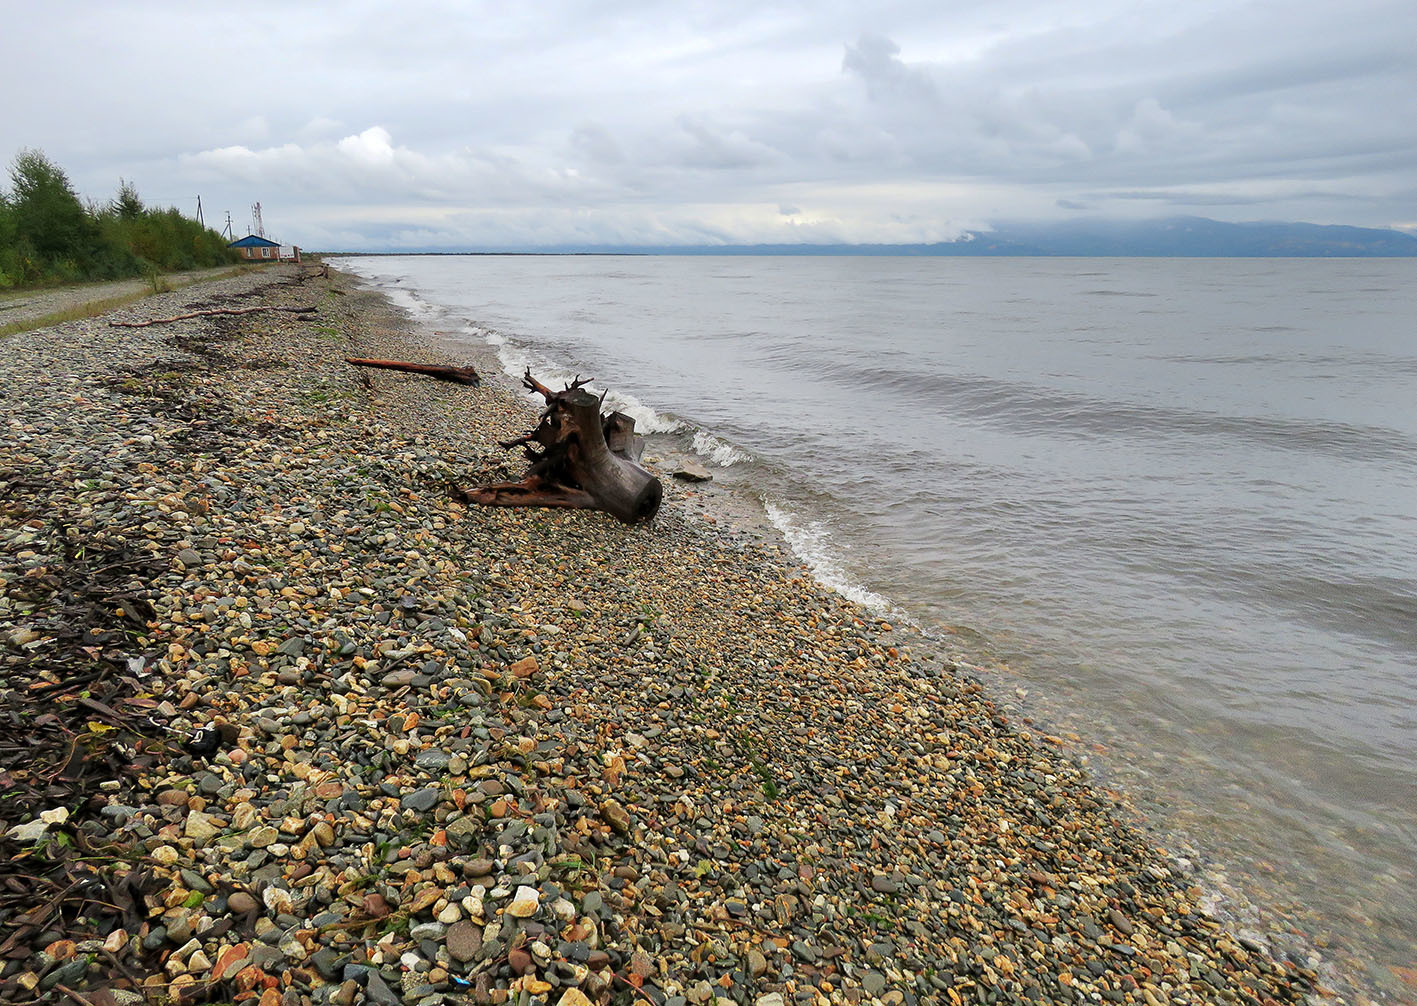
[109,305,316,328]
[346,357,482,386]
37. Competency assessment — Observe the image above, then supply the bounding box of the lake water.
[336,254,1417,1001]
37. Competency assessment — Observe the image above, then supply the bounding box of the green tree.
[113,178,143,220]
[8,148,98,267]
[1,148,240,287]
[0,190,17,287]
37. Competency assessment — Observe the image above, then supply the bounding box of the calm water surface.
[338,255,1417,1000]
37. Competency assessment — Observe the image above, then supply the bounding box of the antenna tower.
[251,202,265,239]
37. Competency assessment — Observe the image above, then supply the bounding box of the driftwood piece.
[346,357,481,386]
[464,369,662,523]
[109,305,316,328]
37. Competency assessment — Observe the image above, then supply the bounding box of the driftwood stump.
[464,370,662,524]
[347,358,662,523]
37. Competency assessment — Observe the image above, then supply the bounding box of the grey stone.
[365,971,401,1005]
[402,787,440,812]
[277,636,305,657]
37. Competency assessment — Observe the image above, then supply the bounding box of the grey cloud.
[841,34,942,107]
[669,115,779,170]
[571,125,625,165]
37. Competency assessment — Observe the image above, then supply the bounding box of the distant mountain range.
[934,217,1417,257]
[424,217,1416,257]
[330,216,1417,257]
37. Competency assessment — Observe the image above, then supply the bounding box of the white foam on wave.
[476,332,685,433]
[764,501,898,615]
[602,389,684,434]
[691,430,752,467]
[380,286,423,315]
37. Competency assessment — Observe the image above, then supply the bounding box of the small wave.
[480,334,685,434]
[691,430,752,467]
[764,501,897,614]
[601,389,685,434]
[381,287,425,316]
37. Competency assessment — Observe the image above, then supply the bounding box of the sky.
[4,0,1415,249]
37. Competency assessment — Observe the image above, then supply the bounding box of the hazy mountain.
[956,217,1417,257]
[475,217,1417,257]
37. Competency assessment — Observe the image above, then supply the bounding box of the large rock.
[672,461,713,483]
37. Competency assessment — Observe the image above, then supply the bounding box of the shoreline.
[0,264,1327,1004]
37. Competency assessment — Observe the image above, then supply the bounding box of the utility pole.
[222,211,233,241]
[196,195,204,228]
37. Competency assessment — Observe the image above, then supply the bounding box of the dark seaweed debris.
[0,474,172,993]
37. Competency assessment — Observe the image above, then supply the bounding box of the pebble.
[505,886,540,917]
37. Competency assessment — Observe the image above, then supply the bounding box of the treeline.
[0,149,239,289]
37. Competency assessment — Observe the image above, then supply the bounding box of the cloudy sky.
[5,0,1415,249]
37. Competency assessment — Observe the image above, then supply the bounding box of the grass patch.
[0,265,256,339]
[0,290,154,338]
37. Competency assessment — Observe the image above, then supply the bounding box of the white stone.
[152,845,180,865]
[278,932,308,961]
[6,820,49,842]
[263,886,294,914]
[505,886,539,918]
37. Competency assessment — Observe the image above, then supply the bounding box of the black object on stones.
[185,722,239,758]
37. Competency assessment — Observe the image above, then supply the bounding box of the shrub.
[0,148,241,288]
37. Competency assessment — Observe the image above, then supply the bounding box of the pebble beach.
[0,265,1325,1006]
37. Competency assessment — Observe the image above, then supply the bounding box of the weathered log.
[346,357,481,386]
[109,305,316,328]
[466,369,662,523]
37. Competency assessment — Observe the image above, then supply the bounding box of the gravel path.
[0,266,1323,1006]
[0,266,246,331]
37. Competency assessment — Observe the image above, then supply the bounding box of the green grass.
[0,289,154,338]
[0,265,254,339]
